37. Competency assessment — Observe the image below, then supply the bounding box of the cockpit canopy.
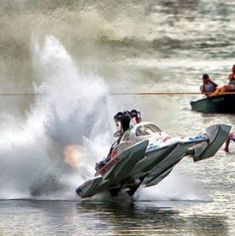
[135,123,162,136]
[121,122,162,143]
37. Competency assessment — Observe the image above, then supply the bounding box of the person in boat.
[228,64,235,86]
[209,65,235,96]
[224,131,235,152]
[95,109,142,171]
[200,74,218,96]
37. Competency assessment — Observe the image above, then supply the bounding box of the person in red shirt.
[210,65,235,96]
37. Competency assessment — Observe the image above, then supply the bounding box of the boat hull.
[190,94,235,113]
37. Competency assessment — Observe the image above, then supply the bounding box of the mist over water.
[0,35,115,199]
[0,33,202,201]
[0,35,208,203]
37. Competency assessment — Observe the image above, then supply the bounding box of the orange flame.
[63,145,85,168]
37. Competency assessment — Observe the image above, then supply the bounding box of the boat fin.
[192,124,231,162]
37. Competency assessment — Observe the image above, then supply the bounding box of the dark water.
[0,0,235,235]
[0,199,230,235]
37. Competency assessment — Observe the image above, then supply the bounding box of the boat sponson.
[143,142,187,187]
[103,140,148,182]
[76,177,110,198]
[76,140,148,198]
[128,142,180,177]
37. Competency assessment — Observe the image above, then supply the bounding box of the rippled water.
[0,197,233,235]
[0,0,235,235]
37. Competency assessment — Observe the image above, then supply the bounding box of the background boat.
[191,93,235,113]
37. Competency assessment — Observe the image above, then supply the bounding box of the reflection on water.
[0,200,229,236]
[77,201,229,236]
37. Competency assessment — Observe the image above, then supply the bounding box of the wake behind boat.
[76,111,231,199]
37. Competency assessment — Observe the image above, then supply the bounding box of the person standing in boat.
[224,131,235,152]
[200,73,218,96]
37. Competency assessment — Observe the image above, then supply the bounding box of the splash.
[136,166,211,202]
[0,35,211,202]
[0,35,113,199]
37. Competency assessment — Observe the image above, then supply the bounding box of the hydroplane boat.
[76,112,231,199]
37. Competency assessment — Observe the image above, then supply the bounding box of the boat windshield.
[135,123,162,136]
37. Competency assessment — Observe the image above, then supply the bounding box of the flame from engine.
[64,145,86,168]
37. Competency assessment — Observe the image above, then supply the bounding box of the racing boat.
[76,121,231,199]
